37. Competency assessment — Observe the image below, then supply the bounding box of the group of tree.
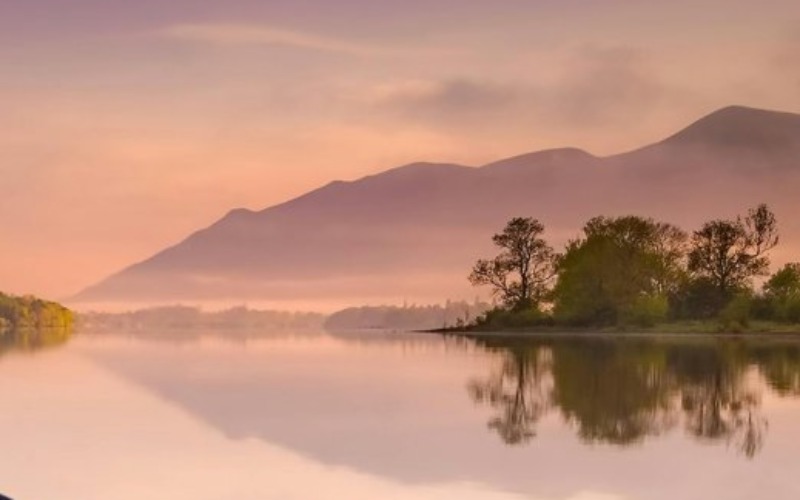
[324,300,491,331]
[80,305,326,332]
[0,292,74,331]
[469,205,800,330]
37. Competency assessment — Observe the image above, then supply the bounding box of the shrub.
[669,277,730,320]
[749,294,775,321]
[718,294,752,331]
[475,307,551,329]
[623,294,669,328]
[784,296,800,324]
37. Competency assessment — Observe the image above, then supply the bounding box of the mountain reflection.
[468,336,800,458]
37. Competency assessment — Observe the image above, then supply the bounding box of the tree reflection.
[749,344,800,396]
[671,345,766,457]
[551,340,676,445]
[468,345,552,444]
[0,327,72,358]
[466,336,794,458]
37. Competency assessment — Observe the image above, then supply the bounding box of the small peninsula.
[455,204,800,335]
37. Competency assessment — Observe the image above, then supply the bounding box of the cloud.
[368,79,521,119]
[159,23,439,57]
[549,45,667,126]
[369,45,669,130]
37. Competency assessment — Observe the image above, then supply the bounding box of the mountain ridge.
[659,105,800,150]
[72,105,800,306]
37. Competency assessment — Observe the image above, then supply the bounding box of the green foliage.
[468,204,792,332]
[784,296,800,324]
[764,263,800,298]
[475,307,552,330]
[622,294,669,328]
[750,263,800,324]
[550,236,618,326]
[670,277,734,320]
[749,293,775,322]
[552,215,687,327]
[718,294,753,331]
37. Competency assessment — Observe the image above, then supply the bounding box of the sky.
[1,0,800,298]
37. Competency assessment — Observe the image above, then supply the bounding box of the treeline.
[80,305,326,331]
[324,300,491,331]
[469,204,800,330]
[0,292,74,330]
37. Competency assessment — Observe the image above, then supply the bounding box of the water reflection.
[468,346,552,444]
[8,329,800,499]
[0,327,72,357]
[468,336,800,458]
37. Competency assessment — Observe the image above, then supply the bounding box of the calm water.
[2,329,800,500]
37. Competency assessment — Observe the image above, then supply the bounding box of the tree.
[552,216,687,326]
[469,217,557,310]
[764,263,800,300]
[0,293,73,330]
[763,263,800,323]
[688,204,779,297]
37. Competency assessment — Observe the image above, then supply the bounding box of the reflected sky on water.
[1,330,800,500]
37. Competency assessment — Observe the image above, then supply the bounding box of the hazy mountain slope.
[73,106,800,305]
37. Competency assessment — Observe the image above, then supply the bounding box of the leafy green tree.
[688,204,778,298]
[764,263,800,299]
[552,216,687,326]
[718,293,754,331]
[763,263,800,323]
[626,294,670,328]
[670,277,729,320]
[469,217,557,311]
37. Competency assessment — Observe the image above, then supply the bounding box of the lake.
[2,329,800,499]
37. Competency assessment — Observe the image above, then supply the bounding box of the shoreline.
[424,327,800,341]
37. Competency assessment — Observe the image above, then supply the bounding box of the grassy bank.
[430,319,800,337]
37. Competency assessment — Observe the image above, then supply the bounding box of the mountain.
[73,105,800,307]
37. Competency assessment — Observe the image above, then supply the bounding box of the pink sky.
[1,0,799,298]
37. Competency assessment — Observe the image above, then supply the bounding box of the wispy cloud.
[159,23,437,57]
[368,45,670,129]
